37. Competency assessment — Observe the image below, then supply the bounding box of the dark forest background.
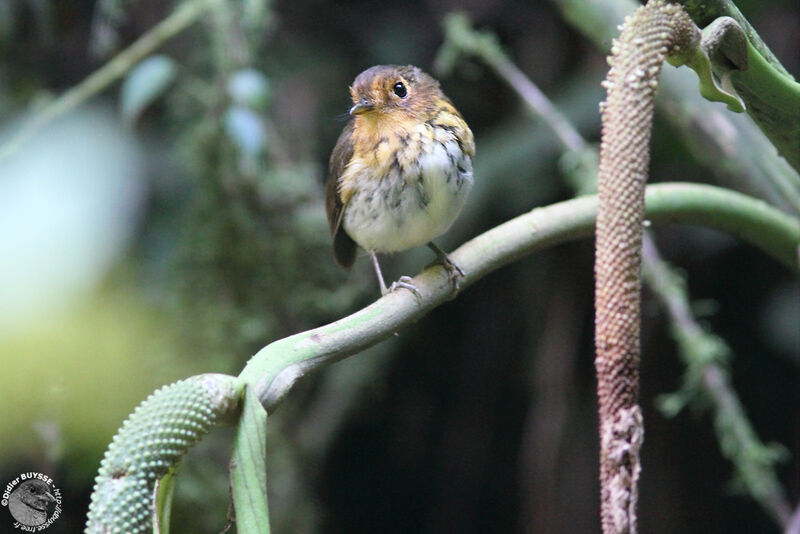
[0,0,797,532]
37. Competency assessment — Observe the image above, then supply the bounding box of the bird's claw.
[386,275,423,301]
[440,256,465,292]
[426,243,465,293]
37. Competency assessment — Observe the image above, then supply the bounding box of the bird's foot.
[427,242,465,293]
[440,255,465,292]
[386,275,423,301]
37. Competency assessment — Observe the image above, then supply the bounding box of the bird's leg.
[370,251,421,299]
[370,251,389,294]
[427,242,465,290]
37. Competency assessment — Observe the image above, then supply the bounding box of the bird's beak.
[349,100,374,115]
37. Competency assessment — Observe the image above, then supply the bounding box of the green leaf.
[153,469,178,534]
[230,386,270,533]
[120,55,177,123]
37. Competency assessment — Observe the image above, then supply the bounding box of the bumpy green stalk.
[85,374,244,534]
[82,182,800,533]
[82,186,800,532]
[594,2,701,532]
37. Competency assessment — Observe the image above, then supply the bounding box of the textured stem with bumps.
[81,183,800,532]
[85,374,244,533]
[594,2,699,532]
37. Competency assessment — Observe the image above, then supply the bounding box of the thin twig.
[642,238,792,528]
[436,13,587,153]
[0,0,222,163]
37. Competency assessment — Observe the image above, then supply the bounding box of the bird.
[7,479,55,526]
[325,64,475,297]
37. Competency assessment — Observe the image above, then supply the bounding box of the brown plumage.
[326,120,357,268]
[325,65,474,295]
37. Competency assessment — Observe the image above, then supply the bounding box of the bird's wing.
[325,120,358,268]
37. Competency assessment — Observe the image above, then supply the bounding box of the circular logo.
[2,472,62,531]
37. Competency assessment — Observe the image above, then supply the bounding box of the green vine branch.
[693,13,800,171]
[240,183,800,410]
[676,0,794,78]
[85,182,800,532]
[77,3,800,530]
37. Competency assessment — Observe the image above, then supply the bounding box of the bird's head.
[348,65,443,122]
[13,479,55,511]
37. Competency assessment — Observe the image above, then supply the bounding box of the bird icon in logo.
[7,479,56,527]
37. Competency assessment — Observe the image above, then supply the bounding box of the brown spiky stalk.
[595,2,699,532]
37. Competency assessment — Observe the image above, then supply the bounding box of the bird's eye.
[393,81,407,98]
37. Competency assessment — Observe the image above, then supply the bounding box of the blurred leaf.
[227,68,271,111]
[224,105,266,158]
[120,55,178,123]
[0,291,198,481]
[241,0,273,34]
[0,107,144,329]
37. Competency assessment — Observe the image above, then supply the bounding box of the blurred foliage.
[0,0,797,532]
[0,290,194,477]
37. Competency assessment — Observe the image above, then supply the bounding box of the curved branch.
[239,182,800,412]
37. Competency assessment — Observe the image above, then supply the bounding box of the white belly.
[342,137,473,253]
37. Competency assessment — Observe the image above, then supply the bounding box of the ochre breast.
[339,112,473,253]
[339,98,473,207]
